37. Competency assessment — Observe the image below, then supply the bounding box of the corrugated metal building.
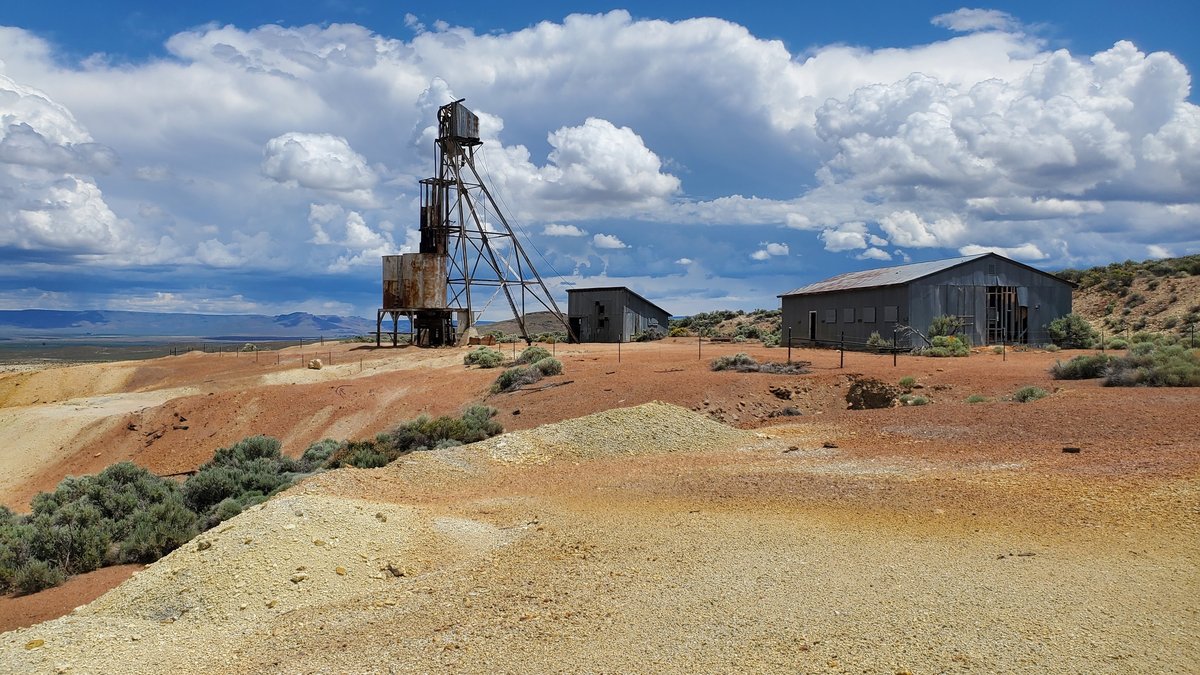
[567,287,670,343]
[778,253,1074,347]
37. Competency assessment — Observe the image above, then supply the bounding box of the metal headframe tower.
[417,98,572,344]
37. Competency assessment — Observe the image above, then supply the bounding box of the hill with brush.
[1056,255,1200,337]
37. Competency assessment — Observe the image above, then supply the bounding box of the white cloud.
[0,74,131,254]
[856,247,892,261]
[751,242,789,260]
[675,257,693,265]
[592,233,627,249]
[262,132,378,206]
[958,243,1048,260]
[1146,244,1173,259]
[543,223,587,237]
[878,211,967,248]
[931,9,1020,33]
[819,222,869,252]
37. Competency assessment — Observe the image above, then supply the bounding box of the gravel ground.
[2,403,1196,673]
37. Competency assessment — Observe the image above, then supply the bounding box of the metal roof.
[567,286,669,316]
[779,254,991,296]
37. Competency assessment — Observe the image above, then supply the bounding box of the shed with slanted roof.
[778,253,1074,347]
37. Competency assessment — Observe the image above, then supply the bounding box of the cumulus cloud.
[0,74,131,254]
[958,243,1048,260]
[0,13,1197,313]
[751,242,789,260]
[931,8,1020,33]
[543,223,587,237]
[675,258,693,265]
[857,248,892,261]
[262,132,378,206]
[819,222,870,252]
[878,211,968,248]
[593,233,627,249]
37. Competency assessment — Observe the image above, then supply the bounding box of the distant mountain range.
[0,310,378,339]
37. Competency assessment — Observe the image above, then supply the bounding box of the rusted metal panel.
[399,253,447,309]
[382,254,447,309]
[382,255,404,308]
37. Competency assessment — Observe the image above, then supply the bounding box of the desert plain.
[0,338,1196,673]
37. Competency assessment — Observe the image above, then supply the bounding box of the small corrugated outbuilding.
[567,287,670,343]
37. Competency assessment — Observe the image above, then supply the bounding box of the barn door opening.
[986,286,1025,344]
[808,311,817,341]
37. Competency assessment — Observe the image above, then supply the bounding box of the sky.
[1,2,1197,318]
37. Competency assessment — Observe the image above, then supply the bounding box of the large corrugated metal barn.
[778,253,1074,347]
[567,287,670,343]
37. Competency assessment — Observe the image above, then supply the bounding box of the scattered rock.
[783,446,800,453]
[823,441,838,449]
[769,385,793,400]
[374,512,387,523]
[336,566,347,576]
[25,639,45,650]
[512,409,521,415]
[290,573,309,583]
[308,359,323,370]
[385,562,406,578]
[768,407,803,418]
[1062,447,1081,454]
[196,540,212,552]
[845,377,900,410]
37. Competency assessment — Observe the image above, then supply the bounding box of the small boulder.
[308,359,323,370]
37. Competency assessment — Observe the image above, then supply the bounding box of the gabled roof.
[779,252,1069,297]
[567,286,669,316]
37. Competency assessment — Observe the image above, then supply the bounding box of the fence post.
[1002,335,1006,362]
[1100,328,1105,354]
[839,331,844,369]
[618,333,622,363]
[787,327,792,365]
[698,332,702,361]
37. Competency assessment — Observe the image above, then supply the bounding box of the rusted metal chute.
[378,99,573,346]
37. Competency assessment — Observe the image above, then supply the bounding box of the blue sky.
[1,2,1197,318]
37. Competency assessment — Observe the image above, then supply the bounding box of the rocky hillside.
[1058,255,1200,336]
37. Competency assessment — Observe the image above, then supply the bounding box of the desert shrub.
[299,439,341,470]
[1012,386,1048,402]
[992,345,1004,354]
[929,314,963,337]
[1043,344,1061,352]
[1105,337,1129,350]
[866,331,888,349]
[753,361,811,374]
[13,559,65,596]
[464,347,505,368]
[668,326,689,337]
[332,406,504,466]
[965,394,988,404]
[184,436,307,521]
[898,394,929,406]
[1163,316,1179,329]
[532,357,563,376]
[492,365,542,393]
[1048,314,1099,349]
[1051,354,1114,380]
[514,345,552,365]
[711,353,757,371]
[120,495,199,562]
[919,335,969,357]
[327,439,391,469]
[1104,344,1200,387]
[898,376,916,389]
[761,331,781,347]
